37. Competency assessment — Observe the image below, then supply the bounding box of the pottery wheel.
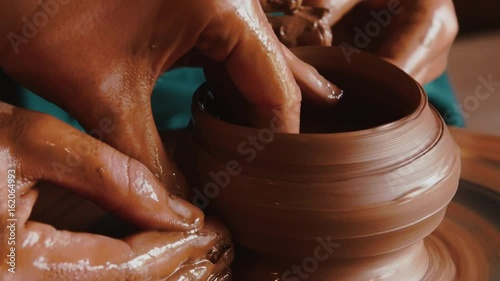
[230,179,500,281]
[421,180,499,281]
[42,130,498,281]
[74,180,500,281]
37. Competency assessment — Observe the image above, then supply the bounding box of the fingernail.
[326,83,344,101]
[168,194,204,229]
[310,69,344,104]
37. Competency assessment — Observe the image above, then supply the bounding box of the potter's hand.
[301,0,458,84]
[0,103,233,281]
[1,2,341,174]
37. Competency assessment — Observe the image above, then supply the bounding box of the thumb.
[13,108,203,231]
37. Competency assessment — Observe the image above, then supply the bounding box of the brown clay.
[267,6,333,47]
[187,46,472,280]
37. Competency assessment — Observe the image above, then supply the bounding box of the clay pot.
[187,46,461,280]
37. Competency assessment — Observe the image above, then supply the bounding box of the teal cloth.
[423,73,465,127]
[20,89,85,131]
[151,68,205,130]
[19,67,205,132]
[19,69,464,130]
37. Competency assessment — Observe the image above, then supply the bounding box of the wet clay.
[267,6,333,47]
[185,47,493,280]
[263,0,341,48]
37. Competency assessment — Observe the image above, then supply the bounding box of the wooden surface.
[30,128,500,231]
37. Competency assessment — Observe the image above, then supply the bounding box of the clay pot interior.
[199,46,422,134]
[299,62,421,133]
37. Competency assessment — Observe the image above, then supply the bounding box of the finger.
[281,44,343,105]
[410,56,448,85]
[10,108,203,231]
[203,47,342,128]
[203,47,343,128]
[376,0,458,84]
[203,62,259,128]
[15,219,232,281]
[227,1,301,133]
[198,0,302,133]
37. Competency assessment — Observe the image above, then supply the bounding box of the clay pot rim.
[192,47,427,139]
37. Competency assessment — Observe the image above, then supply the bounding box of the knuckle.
[120,157,155,206]
[13,111,50,140]
[10,111,57,155]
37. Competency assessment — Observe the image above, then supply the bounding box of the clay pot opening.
[194,46,425,134]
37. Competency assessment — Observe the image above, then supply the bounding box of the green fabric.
[19,89,84,131]
[19,69,464,130]
[424,73,465,127]
[19,67,205,132]
[151,67,205,130]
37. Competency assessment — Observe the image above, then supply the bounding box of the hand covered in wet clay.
[267,6,333,47]
[0,102,233,280]
[0,1,341,277]
[0,1,342,276]
[1,0,340,142]
[265,0,458,84]
[301,0,458,84]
